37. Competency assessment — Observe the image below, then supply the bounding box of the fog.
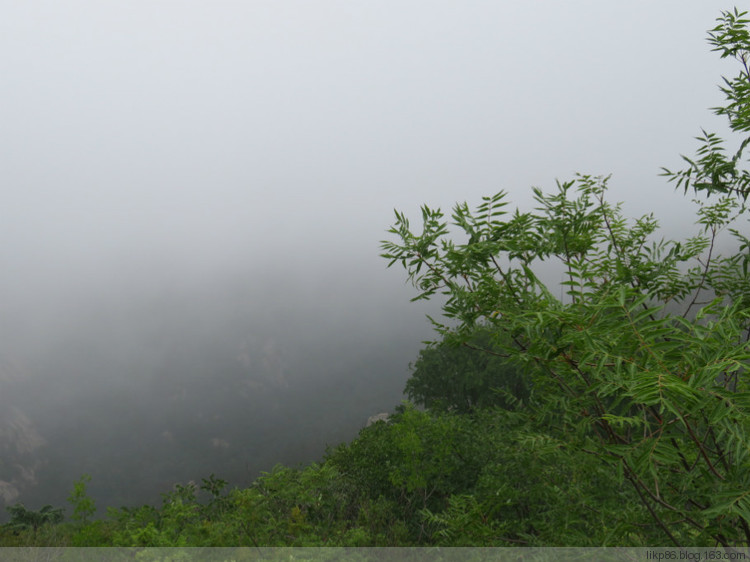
[0,2,735,515]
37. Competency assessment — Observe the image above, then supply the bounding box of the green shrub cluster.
[0,401,666,547]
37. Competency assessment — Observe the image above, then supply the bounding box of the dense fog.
[0,2,734,519]
[0,261,439,515]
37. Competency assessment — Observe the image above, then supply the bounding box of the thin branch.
[678,409,725,481]
[624,464,682,547]
[682,225,718,320]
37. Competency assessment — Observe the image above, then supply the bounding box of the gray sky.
[0,2,734,354]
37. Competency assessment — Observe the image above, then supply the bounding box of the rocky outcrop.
[366,412,390,427]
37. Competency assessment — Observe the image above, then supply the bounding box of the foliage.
[405,326,530,413]
[100,462,397,547]
[383,175,750,547]
[5,503,63,535]
[8,403,655,547]
[381,9,750,547]
[0,407,675,547]
[328,404,660,546]
[664,8,750,201]
[327,404,490,532]
[67,473,96,525]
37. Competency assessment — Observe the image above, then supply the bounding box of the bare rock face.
[0,357,45,507]
[366,412,390,427]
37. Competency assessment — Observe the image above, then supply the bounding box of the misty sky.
[0,2,735,364]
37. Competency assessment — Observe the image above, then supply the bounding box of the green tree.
[382,10,750,547]
[67,474,96,525]
[406,326,530,413]
[5,503,63,536]
[328,404,655,545]
[664,8,750,204]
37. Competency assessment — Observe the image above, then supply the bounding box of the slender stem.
[682,225,717,320]
[625,464,682,547]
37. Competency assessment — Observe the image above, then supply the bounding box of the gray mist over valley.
[0,2,734,515]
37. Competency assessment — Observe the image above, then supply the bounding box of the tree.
[405,326,530,413]
[5,503,63,536]
[67,474,96,525]
[664,8,750,204]
[381,10,750,547]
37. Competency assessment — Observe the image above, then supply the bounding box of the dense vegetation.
[0,394,663,547]
[2,8,750,548]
